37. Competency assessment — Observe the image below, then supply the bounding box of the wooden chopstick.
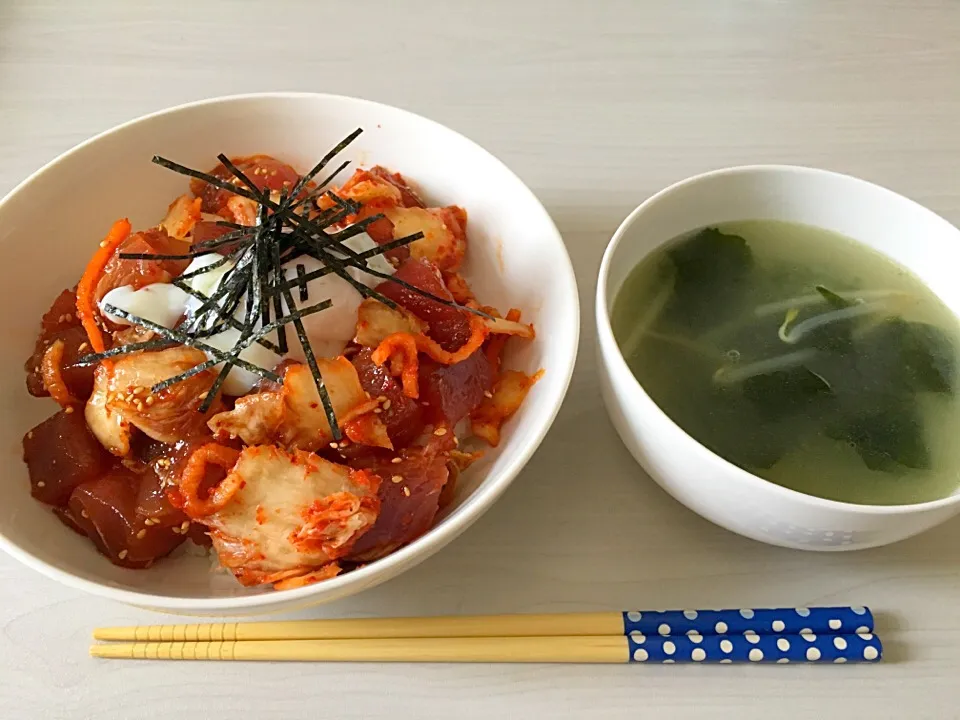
[93,606,874,642]
[93,612,621,642]
[89,633,883,664]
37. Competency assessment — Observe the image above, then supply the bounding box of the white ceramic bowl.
[0,93,579,614]
[597,165,960,551]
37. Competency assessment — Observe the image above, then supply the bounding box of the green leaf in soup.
[815,284,857,309]
[825,401,930,472]
[739,366,833,421]
[687,388,794,470]
[857,317,955,395]
[663,227,753,330]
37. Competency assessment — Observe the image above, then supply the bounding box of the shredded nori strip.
[284,128,362,209]
[110,130,488,422]
[296,263,308,302]
[149,299,333,395]
[203,170,343,436]
[77,338,175,366]
[100,304,282,384]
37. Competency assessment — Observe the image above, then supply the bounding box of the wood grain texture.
[2,1,960,718]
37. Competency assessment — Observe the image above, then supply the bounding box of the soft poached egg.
[100,233,394,396]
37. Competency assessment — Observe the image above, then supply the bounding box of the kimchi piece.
[19,139,540,590]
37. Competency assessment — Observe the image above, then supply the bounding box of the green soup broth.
[612,219,960,505]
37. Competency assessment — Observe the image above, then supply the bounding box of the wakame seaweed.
[616,223,960,486]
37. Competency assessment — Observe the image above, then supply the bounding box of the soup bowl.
[596,165,960,551]
[0,93,579,614]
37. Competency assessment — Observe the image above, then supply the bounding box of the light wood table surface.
[2,1,959,718]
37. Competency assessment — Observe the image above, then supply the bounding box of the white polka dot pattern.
[621,607,874,638]
[624,631,881,664]
[619,607,880,663]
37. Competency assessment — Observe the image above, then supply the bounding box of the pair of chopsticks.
[91,606,882,664]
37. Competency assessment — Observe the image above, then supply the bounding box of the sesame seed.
[64,406,75,414]
[118,550,128,560]
[391,457,402,464]
[330,442,339,449]
[382,399,392,410]
[181,521,190,532]
[136,529,146,539]
[81,510,88,518]
[27,431,33,439]
[171,526,181,534]
[403,487,411,497]
[199,392,208,400]
[132,387,144,395]
[377,395,387,402]
[78,342,89,352]
[484,391,494,398]
[434,427,448,436]
[373,408,382,414]
[36,481,46,487]
[391,475,403,483]
[99,240,108,248]
[145,396,155,406]
[64,313,72,322]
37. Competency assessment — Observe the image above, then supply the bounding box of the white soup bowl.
[596,165,960,551]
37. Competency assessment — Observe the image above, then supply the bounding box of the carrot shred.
[414,315,489,365]
[40,339,76,407]
[372,333,420,398]
[179,443,242,518]
[75,218,132,354]
[371,315,490,398]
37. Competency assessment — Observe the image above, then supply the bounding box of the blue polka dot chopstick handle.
[622,606,873,637]
[627,631,881,664]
